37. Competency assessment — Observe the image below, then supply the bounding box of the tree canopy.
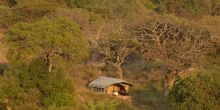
[134,16,216,95]
[7,17,88,72]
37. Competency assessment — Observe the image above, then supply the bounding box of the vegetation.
[150,0,220,17]
[92,28,139,78]
[134,15,215,95]
[64,0,145,19]
[0,0,219,110]
[7,17,88,72]
[84,100,119,110]
[168,71,220,110]
[2,59,76,109]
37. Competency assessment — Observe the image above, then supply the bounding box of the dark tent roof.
[88,76,132,88]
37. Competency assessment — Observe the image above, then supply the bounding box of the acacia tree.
[134,16,216,95]
[7,17,88,72]
[90,26,138,79]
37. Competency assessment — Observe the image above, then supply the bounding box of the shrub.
[83,100,120,110]
[13,0,61,21]
[0,59,76,109]
[0,0,17,7]
[168,72,219,110]
[145,0,156,10]
[0,5,22,28]
[151,0,214,17]
[49,7,103,34]
[64,0,145,19]
[26,59,76,107]
[131,84,170,110]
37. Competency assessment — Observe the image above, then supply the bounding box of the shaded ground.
[0,30,7,74]
[131,82,172,110]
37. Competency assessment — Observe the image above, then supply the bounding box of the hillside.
[0,29,7,65]
[0,0,220,110]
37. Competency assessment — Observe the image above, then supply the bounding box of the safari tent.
[88,76,132,95]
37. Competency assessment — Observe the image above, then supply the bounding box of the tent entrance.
[113,84,128,96]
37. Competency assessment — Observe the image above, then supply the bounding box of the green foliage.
[28,60,76,107]
[0,0,17,7]
[14,0,61,21]
[132,84,171,110]
[65,0,90,8]
[0,67,41,109]
[150,0,216,17]
[0,59,76,109]
[0,0,220,110]
[116,101,141,110]
[0,5,22,28]
[168,72,219,110]
[7,17,88,71]
[49,7,103,32]
[182,0,210,16]
[84,100,120,110]
[212,0,220,15]
[64,0,145,19]
[145,0,156,10]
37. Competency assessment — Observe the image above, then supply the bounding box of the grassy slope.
[0,30,6,64]
[0,1,220,109]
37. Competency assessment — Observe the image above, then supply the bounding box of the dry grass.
[0,30,7,63]
[197,16,220,42]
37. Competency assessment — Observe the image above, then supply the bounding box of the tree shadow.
[131,81,172,110]
[0,63,7,75]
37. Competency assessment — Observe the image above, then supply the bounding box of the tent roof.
[88,76,132,88]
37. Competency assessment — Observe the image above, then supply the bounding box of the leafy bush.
[210,0,220,15]
[14,0,61,21]
[0,5,22,28]
[0,59,76,109]
[0,67,41,109]
[49,7,103,35]
[0,0,17,7]
[84,100,119,110]
[145,0,156,10]
[168,72,219,110]
[132,84,170,110]
[150,0,216,17]
[28,60,76,107]
[64,0,145,19]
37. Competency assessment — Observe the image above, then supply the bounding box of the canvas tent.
[88,76,132,95]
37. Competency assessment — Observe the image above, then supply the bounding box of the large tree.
[90,26,138,79]
[134,16,216,95]
[7,17,88,72]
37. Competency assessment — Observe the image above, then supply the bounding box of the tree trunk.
[115,64,123,79]
[163,67,195,96]
[97,70,102,77]
[46,53,52,72]
[163,76,176,96]
[48,63,52,73]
